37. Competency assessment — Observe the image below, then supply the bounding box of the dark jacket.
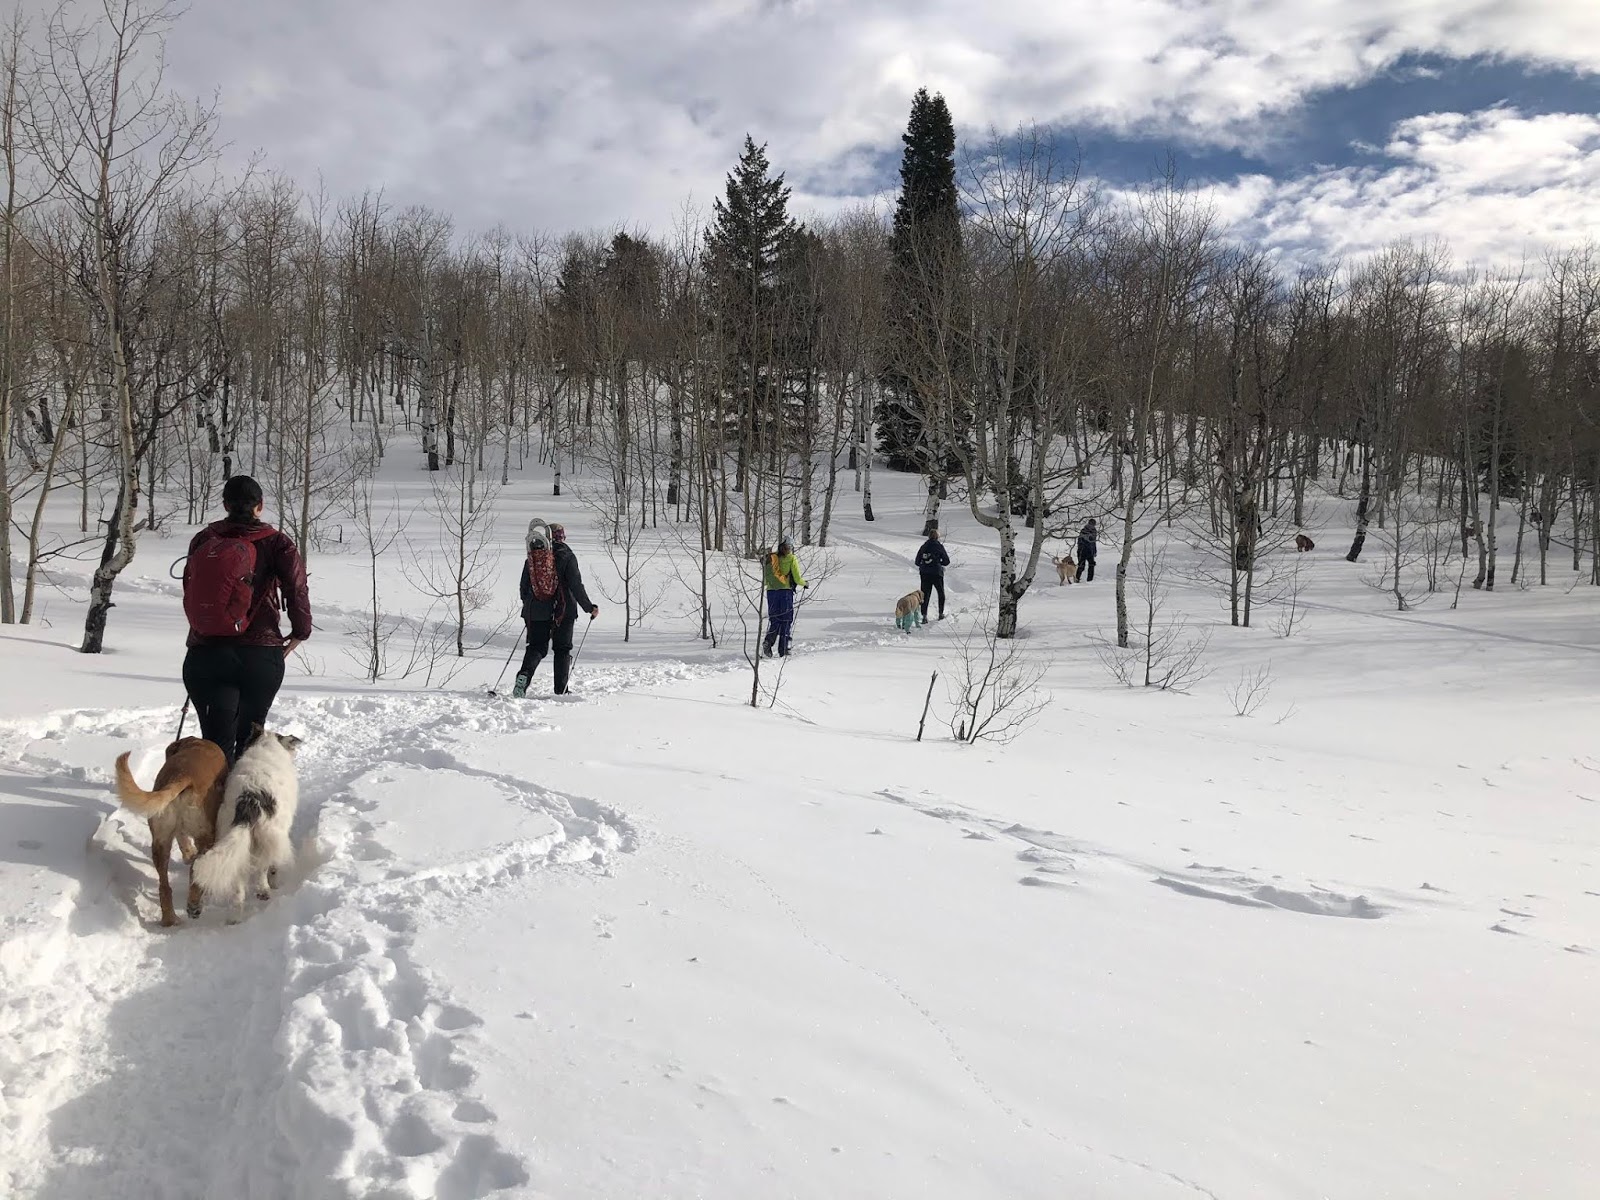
[520,542,595,624]
[914,537,950,578]
[1076,523,1098,560]
[185,518,312,648]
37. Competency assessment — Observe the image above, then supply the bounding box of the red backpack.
[525,546,566,620]
[184,527,275,638]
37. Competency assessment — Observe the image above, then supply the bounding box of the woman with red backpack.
[181,476,313,763]
[514,519,599,697]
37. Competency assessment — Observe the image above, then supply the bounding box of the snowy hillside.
[2,465,1598,1200]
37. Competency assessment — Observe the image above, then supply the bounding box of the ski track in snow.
[872,788,1394,922]
[0,682,642,1200]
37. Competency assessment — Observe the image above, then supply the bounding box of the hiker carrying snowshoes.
[762,535,806,658]
[514,519,598,697]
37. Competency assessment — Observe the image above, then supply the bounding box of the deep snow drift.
[2,465,1597,1200]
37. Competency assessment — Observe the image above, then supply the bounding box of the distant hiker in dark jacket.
[762,535,807,658]
[181,475,313,763]
[1075,518,1098,583]
[515,519,598,697]
[913,528,950,621]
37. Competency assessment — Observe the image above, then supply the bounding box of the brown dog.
[1294,533,1314,552]
[894,589,925,631]
[113,738,229,926]
[1051,555,1076,584]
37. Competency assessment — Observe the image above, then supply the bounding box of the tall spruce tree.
[705,136,799,505]
[881,89,962,489]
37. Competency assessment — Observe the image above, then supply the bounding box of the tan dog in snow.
[894,589,925,631]
[114,737,229,927]
[1051,554,1076,585]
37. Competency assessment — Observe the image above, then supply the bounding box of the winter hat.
[550,523,567,544]
[778,532,794,552]
[526,517,551,552]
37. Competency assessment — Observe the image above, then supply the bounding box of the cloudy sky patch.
[147,0,1600,263]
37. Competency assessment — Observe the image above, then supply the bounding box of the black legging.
[919,571,945,619]
[520,618,577,694]
[182,643,286,763]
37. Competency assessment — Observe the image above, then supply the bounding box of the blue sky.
[154,0,1600,266]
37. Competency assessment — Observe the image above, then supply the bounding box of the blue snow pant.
[764,588,796,656]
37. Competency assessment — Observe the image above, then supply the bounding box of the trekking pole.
[570,615,593,668]
[174,697,191,739]
[488,627,525,697]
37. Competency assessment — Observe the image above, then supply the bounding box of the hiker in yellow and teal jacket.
[762,534,807,658]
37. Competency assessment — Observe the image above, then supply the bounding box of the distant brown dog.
[1051,554,1077,584]
[113,738,228,927]
[894,589,925,631]
[1294,533,1314,552]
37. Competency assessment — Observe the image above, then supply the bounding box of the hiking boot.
[511,674,530,699]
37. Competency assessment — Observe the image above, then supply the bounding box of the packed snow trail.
[0,687,638,1199]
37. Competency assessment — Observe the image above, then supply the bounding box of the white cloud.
[148,0,1600,259]
[1214,108,1600,267]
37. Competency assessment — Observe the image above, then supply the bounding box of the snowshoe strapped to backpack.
[183,527,275,638]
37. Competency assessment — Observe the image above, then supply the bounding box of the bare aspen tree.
[816,209,887,546]
[19,213,96,622]
[0,13,46,623]
[405,466,504,657]
[1342,243,1447,567]
[1106,174,1214,648]
[29,0,219,652]
[911,128,1103,637]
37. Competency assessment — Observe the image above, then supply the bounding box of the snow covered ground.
[2,464,1598,1199]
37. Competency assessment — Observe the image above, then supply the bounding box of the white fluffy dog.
[193,727,302,918]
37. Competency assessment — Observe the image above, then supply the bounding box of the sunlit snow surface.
[2,465,1596,1199]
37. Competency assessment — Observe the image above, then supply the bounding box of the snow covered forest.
[4,5,1600,1199]
[3,3,1600,659]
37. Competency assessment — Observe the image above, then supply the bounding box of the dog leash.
[175,697,191,740]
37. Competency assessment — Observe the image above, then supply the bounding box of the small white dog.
[193,726,302,918]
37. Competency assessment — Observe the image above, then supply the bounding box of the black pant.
[182,643,286,763]
[919,571,945,619]
[520,618,577,694]
[1076,554,1096,582]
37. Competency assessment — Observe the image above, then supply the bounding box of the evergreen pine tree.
[881,88,962,476]
[705,136,799,499]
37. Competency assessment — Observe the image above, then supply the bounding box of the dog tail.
[193,823,252,897]
[113,752,187,817]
